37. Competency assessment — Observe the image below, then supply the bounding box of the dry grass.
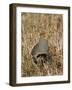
[21,13,63,77]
